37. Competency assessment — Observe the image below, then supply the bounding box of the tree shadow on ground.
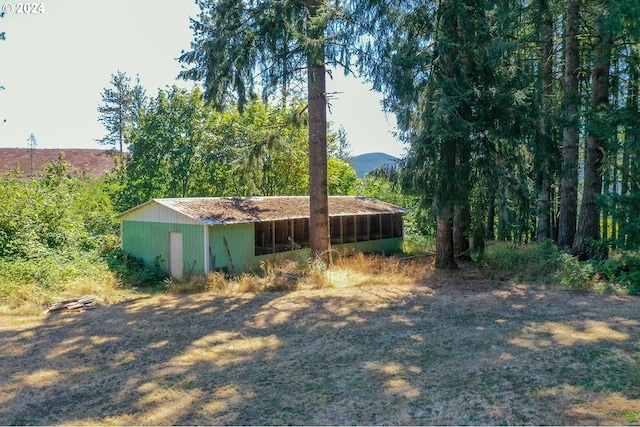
[1,279,639,425]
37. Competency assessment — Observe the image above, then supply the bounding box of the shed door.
[169,232,183,280]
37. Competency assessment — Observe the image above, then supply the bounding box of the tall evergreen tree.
[558,0,581,249]
[179,0,362,262]
[571,0,613,258]
[97,71,146,154]
[362,0,519,268]
[534,0,557,243]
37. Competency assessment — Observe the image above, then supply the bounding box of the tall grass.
[480,240,640,295]
[165,251,433,296]
[478,240,561,281]
[0,252,132,315]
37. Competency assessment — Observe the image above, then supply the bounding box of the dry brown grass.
[1,259,639,425]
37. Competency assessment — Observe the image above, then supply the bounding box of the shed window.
[255,218,310,255]
[255,213,403,256]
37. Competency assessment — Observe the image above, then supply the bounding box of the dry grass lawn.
[1,259,639,425]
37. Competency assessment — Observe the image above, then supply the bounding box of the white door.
[169,232,183,280]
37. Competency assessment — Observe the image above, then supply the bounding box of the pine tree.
[97,71,146,154]
[361,0,519,268]
[558,0,581,249]
[571,0,613,258]
[26,133,37,176]
[533,0,557,243]
[178,0,363,262]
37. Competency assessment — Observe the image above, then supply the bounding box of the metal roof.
[118,196,406,225]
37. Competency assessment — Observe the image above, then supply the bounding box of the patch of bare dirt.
[0,148,116,178]
[1,271,639,425]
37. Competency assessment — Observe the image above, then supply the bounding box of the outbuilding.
[117,196,406,278]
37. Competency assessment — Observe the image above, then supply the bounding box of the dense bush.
[0,163,134,309]
[598,252,640,295]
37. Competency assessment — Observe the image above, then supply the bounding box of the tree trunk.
[537,177,551,243]
[619,52,638,247]
[436,211,457,269]
[453,205,470,259]
[486,183,495,241]
[454,136,471,259]
[497,183,511,241]
[536,0,554,244]
[558,0,580,249]
[434,133,457,269]
[306,0,330,262]
[572,3,611,259]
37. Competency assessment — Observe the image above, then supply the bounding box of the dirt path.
[1,277,639,425]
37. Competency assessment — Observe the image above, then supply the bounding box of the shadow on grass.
[0,277,639,425]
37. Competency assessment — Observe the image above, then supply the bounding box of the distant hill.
[350,152,399,178]
[0,148,117,178]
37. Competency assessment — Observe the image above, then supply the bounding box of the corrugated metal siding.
[122,220,204,276]
[208,223,255,275]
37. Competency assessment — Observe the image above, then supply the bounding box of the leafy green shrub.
[554,253,597,290]
[598,252,640,295]
[0,171,146,310]
[105,250,168,289]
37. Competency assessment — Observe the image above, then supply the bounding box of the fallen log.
[44,297,95,314]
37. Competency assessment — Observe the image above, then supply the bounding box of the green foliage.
[97,71,147,152]
[480,240,560,280]
[0,169,128,308]
[112,89,357,210]
[481,241,640,295]
[554,253,597,289]
[598,252,640,295]
[105,250,169,289]
[327,157,358,195]
[178,0,359,110]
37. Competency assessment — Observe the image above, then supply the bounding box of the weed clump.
[481,240,640,295]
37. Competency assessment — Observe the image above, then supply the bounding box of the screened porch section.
[254,213,404,255]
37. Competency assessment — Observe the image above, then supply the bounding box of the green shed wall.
[121,220,204,276]
[208,223,255,274]
[334,237,404,255]
[122,219,403,277]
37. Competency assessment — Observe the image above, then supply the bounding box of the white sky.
[0,0,405,157]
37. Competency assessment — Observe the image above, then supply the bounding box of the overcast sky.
[0,0,405,157]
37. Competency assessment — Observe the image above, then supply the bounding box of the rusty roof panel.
[144,196,405,225]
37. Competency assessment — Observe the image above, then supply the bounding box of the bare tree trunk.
[306,0,330,262]
[453,205,470,259]
[572,3,611,259]
[486,183,495,241]
[558,0,580,249]
[537,177,551,242]
[536,0,554,243]
[436,212,457,269]
[453,136,471,259]
[619,52,638,247]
